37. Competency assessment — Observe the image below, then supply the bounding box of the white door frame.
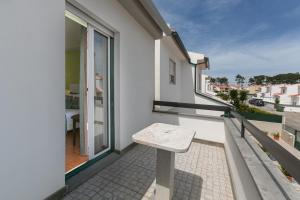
[66,4,114,161]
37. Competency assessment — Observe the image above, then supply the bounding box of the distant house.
[245,85,262,95]
[213,84,230,93]
[212,84,242,93]
[257,84,300,106]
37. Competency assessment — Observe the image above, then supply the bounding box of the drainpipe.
[189,59,233,108]
[190,61,208,97]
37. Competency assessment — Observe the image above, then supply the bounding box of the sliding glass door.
[87,26,112,159]
[65,7,114,173]
[93,31,109,155]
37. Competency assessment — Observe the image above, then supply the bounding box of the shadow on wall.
[179,64,224,116]
[180,64,196,106]
[155,63,225,129]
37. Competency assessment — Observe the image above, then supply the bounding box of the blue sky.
[153,0,300,83]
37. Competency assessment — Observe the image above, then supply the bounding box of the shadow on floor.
[63,143,233,200]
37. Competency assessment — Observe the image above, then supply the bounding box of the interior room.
[65,15,88,172]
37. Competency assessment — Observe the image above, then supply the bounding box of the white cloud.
[207,31,300,82]
[154,0,300,83]
[155,0,248,51]
[203,0,241,11]
[283,5,300,18]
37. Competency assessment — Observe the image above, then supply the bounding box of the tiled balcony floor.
[63,141,234,200]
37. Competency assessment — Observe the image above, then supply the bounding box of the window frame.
[169,58,176,85]
[281,87,287,94]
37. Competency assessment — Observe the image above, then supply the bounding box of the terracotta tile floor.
[65,131,88,172]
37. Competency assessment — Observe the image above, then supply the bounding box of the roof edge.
[118,0,171,39]
[139,0,172,35]
[171,31,191,61]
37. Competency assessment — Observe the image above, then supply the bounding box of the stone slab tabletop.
[132,123,195,153]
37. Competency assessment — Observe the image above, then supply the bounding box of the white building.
[1,1,298,200]
[154,31,224,108]
[0,1,215,199]
[258,84,300,106]
[0,0,171,199]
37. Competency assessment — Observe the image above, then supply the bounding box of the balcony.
[63,101,300,200]
[63,142,233,200]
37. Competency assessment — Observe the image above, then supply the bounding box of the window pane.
[169,59,176,84]
[94,31,108,154]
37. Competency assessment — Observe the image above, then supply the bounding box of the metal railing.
[283,124,300,151]
[152,100,300,183]
[283,124,299,136]
[231,111,300,182]
[153,100,230,112]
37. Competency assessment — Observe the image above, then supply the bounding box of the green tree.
[222,94,229,101]
[213,76,229,85]
[271,73,300,84]
[252,73,300,85]
[210,77,216,84]
[253,75,266,85]
[229,89,240,107]
[219,77,228,85]
[239,90,248,103]
[266,76,273,84]
[248,77,255,85]
[216,92,229,101]
[235,74,245,87]
[274,97,280,110]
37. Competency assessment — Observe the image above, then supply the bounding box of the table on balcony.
[132,123,195,200]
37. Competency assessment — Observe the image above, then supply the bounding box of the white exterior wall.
[0,0,158,199]
[72,0,156,150]
[284,106,300,112]
[205,79,215,95]
[195,67,202,93]
[261,86,267,93]
[259,84,300,106]
[156,39,222,110]
[259,85,281,102]
[182,64,222,104]
[279,95,291,105]
[281,85,300,105]
[201,74,208,93]
[156,38,184,102]
[180,62,197,103]
[181,63,225,116]
[258,86,267,97]
[153,113,225,144]
[0,1,65,200]
[269,85,281,99]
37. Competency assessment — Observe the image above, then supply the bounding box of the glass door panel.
[94,31,109,155]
